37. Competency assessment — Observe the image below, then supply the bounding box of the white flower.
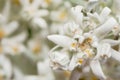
[0,54,12,79]
[0,0,19,39]
[48,5,120,79]
[37,59,55,80]
[20,0,49,28]
[1,32,27,55]
[50,8,68,22]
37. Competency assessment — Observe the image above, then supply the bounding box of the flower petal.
[5,21,19,36]
[101,39,120,46]
[95,43,111,59]
[111,49,120,62]
[90,60,106,79]
[71,6,83,25]
[32,17,47,29]
[2,0,10,22]
[100,7,111,23]
[47,35,72,48]
[94,17,118,38]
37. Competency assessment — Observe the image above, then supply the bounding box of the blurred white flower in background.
[19,0,49,29]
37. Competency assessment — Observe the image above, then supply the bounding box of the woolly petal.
[111,49,120,62]
[70,68,82,80]
[100,7,111,23]
[50,51,70,69]
[47,35,72,48]
[68,54,78,71]
[71,6,83,25]
[90,60,106,79]
[95,43,111,59]
[101,39,120,46]
[94,17,117,38]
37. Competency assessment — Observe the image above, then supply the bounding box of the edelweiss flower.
[48,5,120,79]
[0,0,19,39]
[27,38,49,60]
[1,32,27,55]
[19,0,49,28]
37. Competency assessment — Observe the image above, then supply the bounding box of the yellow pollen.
[85,49,92,57]
[32,44,41,54]
[79,43,88,51]
[12,0,20,5]
[85,37,92,43]
[71,43,77,48]
[12,47,19,53]
[78,58,83,64]
[0,29,5,39]
[45,0,52,4]
[59,11,66,20]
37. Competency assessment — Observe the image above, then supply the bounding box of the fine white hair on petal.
[100,7,111,23]
[95,43,111,59]
[71,6,83,25]
[101,39,120,46]
[50,51,70,68]
[47,35,72,48]
[90,60,106,80]
[111,49,120,62]
[68,54,78,71]
[94,17,117,38]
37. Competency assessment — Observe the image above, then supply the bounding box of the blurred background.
[0,0,120,80]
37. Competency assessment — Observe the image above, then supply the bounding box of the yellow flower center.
[84,49,93,57]
[32,44,41,54]
[78,58,83,64]
[12,46,19,53]
[0,29,5,39]
[45,0,52,4]
[59,11,67,20]
[71,43,77,48]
